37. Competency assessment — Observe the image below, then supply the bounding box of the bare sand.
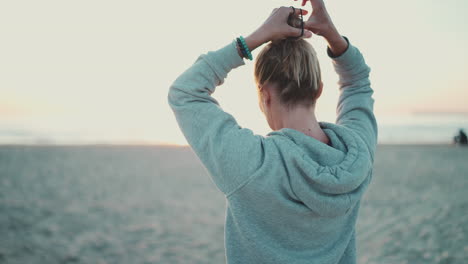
[357,144,468,263]
[0,144,466,263]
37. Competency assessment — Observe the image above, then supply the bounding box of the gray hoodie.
[168,36,377,264]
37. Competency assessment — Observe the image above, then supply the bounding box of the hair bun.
[287,12,303,29]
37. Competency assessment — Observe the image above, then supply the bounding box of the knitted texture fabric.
[168,37,377,264]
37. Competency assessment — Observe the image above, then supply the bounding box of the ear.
[315,81,324,100]
[263,88,271,107]
[257,85,268,114]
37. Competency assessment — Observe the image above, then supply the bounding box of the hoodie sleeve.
[168,41,265,196]
[328,36,378,159]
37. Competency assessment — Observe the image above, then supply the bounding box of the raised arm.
[330,38,377,159]
[168,7,312,195]
[301,0,378,157]
[168,42,262,195]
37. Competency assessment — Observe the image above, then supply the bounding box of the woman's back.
[225,122,373,264]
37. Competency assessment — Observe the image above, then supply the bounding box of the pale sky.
[1,0,467,145]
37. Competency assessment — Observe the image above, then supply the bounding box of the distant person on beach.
[168,0,377,263]
[454,129,468,145]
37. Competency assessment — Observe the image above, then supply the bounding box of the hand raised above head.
[259,6,313,42]
[237,6,313,58]
[294,0,338,39]
[294,0,348,56]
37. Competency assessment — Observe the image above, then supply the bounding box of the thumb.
[288,27,311,39]
[304,20,314,29]
[304,20,321,31]
[304,21,322,35]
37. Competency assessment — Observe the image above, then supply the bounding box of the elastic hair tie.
[289,6,304,39]
[290,6,296,15]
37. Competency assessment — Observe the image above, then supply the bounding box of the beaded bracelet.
[236,36,253,61]
[236,38,247,58]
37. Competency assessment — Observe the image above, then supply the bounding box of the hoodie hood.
[267,121,373,217]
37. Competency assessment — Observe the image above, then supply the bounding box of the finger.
[292,8,308,16]
[304,20,317,29]
[302,30,313,38]
[288,26,305,38]
[308,0,324,10]
[299,8,308,16]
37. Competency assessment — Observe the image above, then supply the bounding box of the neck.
[271,105,329,144]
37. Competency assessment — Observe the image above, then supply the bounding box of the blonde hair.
[254,39,322,108]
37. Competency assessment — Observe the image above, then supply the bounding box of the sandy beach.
[0,144,467,263]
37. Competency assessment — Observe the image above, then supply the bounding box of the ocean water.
[0,113,467,145]
[0,145,467,263]
[377,113,468,144]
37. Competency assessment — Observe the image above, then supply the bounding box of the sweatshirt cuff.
[327,36,351,58]
[327,36,362,69]
[204,40,246,77]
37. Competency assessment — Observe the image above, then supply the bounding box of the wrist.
[322,25,341,42]
[244,29,269,52]
[324,29,348,57]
